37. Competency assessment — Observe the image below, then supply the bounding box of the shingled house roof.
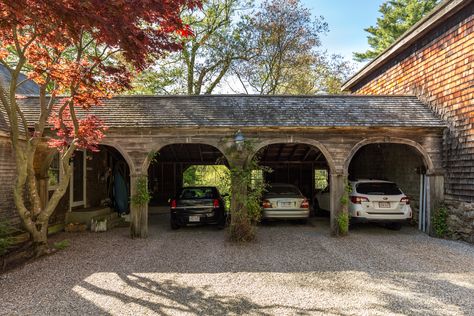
[0,65,40,133]
[18,95,445,129]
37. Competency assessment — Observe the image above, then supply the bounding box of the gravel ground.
[1,212,474,316]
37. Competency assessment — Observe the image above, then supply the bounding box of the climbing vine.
[220,136,271,242]
[337,179,351,236]
[433,204,449,238]
[131,175,151,206]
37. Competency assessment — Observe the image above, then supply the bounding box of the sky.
[301,0,386,68]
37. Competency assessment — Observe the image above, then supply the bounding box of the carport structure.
[19,95,446,237]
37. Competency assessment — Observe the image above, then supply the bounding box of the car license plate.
[379,202,390,208]
[280,202,292,207]
[189,215,200,222]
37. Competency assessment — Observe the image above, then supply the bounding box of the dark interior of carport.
[256,143,331,215]
[148,144,227,206]
[348,143,427,224]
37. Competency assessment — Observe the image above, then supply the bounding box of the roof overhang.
[342,0,469,91]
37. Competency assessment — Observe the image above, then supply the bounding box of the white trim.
[69,150,87,210]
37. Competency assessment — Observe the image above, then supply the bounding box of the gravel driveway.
[1,213,474,316]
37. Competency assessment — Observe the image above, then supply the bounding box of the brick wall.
[351,4,474,241]
[0,137,19,226]
[352,4,474,202]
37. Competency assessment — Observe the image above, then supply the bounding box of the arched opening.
[42,144,131,229]
[254,142,332,227]
[347,142,429,230]
[147,143,229,226]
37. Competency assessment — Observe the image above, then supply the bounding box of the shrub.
[433,204,449,237]
[53,239,70,250]
[0,221,14,256]
[337,212,349,236]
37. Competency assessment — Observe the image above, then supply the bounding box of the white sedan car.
[349,180,412,226]
[261,183,310,220]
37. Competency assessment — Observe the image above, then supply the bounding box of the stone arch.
[343,137,435,174]
[99,140,136,173]
[250,136,337,174]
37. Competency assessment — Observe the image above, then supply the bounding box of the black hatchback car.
[170,186,227,229]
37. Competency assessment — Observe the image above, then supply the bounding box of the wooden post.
[427,172,444,236]
[229,157,247,222]
[130,173,148,238]
[330,172,346,236]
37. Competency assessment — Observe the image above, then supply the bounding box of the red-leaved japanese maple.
[0,0,199,256]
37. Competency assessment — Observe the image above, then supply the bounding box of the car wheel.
[386,222,402,231]
[298,219,308,225]
[170,219,180,230]
[313,199,322,216]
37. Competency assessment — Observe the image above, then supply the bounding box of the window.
[251,169,263,189]
[48,154,60,190]
[356,182,402,195]
[315,169,328,190]
[179,187,216,199]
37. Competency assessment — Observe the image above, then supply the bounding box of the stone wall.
[350,5,474,241]
[445,200,474,243]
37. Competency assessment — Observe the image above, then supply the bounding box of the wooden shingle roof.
[18,94,446,129]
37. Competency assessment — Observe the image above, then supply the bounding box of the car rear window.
[179,188,216,199]
[356,182,402,195]
[267,185,301,196]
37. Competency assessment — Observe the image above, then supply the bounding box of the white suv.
[349,180,412,226]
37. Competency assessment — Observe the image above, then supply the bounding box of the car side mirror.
[221,193,229,197]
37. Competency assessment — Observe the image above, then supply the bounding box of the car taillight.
[300,199,309,209]
[350,196,369,204]
[170,199,177,209]
[213,199,220,208]
[400,196,410,204]
[262,200,272,208]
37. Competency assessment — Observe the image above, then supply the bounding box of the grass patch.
[53,239,70,250]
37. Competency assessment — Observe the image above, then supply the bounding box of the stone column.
[330,172,346,236]
[130,173,148,238]
[229,157,247,224]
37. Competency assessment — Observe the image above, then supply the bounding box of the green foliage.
[433,204,449,238]
[234,0,329,94]
[314,169,328,190]
[148,150,158,164]
[354,0,440,62]
[53,239,70,250]
[183,165,231,196]
[131,176,151,206]
[222,138,271,241]
[340,182,352,206]
[337,179,351,236]
[129,0,252,95]
[0,221,15,256]
[337,212,349,236]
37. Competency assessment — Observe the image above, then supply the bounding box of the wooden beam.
[198,144,204,163]
[303,147,313,161]
[313,151,323,162]
[169,145,178,162]
[277,144,285,161]
[288,144,299,161]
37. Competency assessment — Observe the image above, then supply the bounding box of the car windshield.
[266,185,301,196]
[356,182,402,195]
[179,188,215,199]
